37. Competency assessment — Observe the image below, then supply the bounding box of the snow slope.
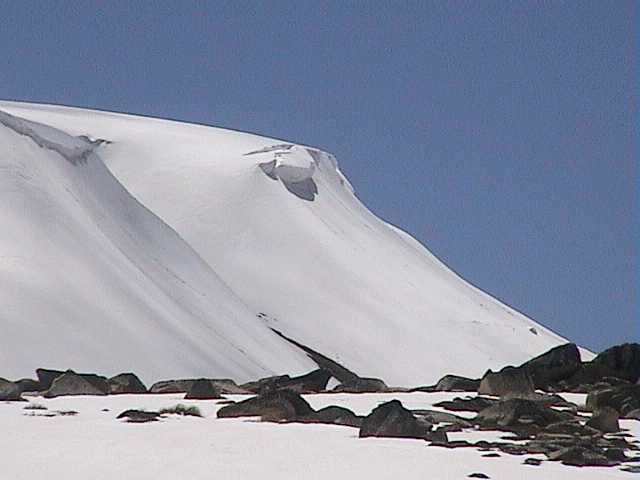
[0,101,577,385]
[0,108,313,383]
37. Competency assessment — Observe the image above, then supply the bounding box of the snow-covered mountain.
[0,101,575,385]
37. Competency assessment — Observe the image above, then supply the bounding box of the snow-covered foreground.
[0,101,582,386]
[2,392,636,480]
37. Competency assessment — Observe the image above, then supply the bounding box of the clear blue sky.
[1,1,636,352]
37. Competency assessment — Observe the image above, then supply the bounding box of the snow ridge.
[0,110,94,165]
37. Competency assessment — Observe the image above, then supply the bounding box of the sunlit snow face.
[248,144,319,201]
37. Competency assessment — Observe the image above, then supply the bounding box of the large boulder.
[475,398,571,431]
[359,400,432,439]
[592,343,640,383]
[0,378,23,401]
[108,373,147,394]
[434,396,498,412]
[556,362,627,393]
[14,378,40,393]
[586,384,640,417]
[185,379,223,400]
[298,406,363,428]
[241,369,332,394]
[44,371,109,398]
[217,389,313,422]
[434,375,480,392]
[519,343,581,389]
[150,378,248,394]
[586,406,620,433]
[546,446,612,467]
[478,367,534,397]
[333,377,388,393]
[36,368,66,391]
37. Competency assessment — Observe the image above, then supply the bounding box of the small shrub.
[23,403,47,410]
[159,404,202,417]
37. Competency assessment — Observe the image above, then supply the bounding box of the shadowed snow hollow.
[0,101,578,385]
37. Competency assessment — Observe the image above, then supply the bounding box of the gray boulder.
[519,343,581,389]
[241,369,332,394]
[586,406,620,433]
[547,446,613,467]
[36,368,66,391]
[592,343,640,383]
[333,377,388,393]
[217,389,313,422]
[478,367,535,397]
[586,384,640,417]
[150,378,248,395]
[434,396,498,413]
[433,375,480,392]
[185,378,223,400]
[0,378,23,401]
[359,400,434,440]
[14,378,40,393]
[108,373,147,394]
[44,371,109,398]
[475,398,571,431]
[298,406,363,428]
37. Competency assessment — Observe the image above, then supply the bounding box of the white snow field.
[0,108,314,384]
[2,392,636,480]
[0,101,585,386]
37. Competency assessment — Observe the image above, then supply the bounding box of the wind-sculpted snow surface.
[0,108,313,383]
[0,101,580,385]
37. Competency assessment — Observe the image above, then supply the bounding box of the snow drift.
[0,101,575,385]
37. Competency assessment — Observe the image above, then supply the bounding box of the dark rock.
[412,409,473,428]
[586,406,620,433]
[150,378,249,395]
[36,368,65,391]
[482,453,501,458]
[0,378,24,401]
[359,400,432,440]
[546,446,614,467]
[217,389,313,422]
[432,374,480,392]
[478,366,534,397]
[544,420,600,436]
[241,369,332,394]
[108,373,147,394]
[557,362,627,393]
[475,398,571,431]
[185,378,223,400]
[605,447,628,462]
[626,408,640,420]
[240,375,291,393]
[333,377,388,393]
[592,343,640,383]
[269,327,389,392]
[44,371,109,398]
[468,473,489,479]
[298,406,363,428]
[523,457,542,466]
[519,343,581,390]
[117,409,160,423]
[586,384,640,416]
[14,378,40,393]
[430,439,474,449]
[434,396,498,413]
[149,379,195,394]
